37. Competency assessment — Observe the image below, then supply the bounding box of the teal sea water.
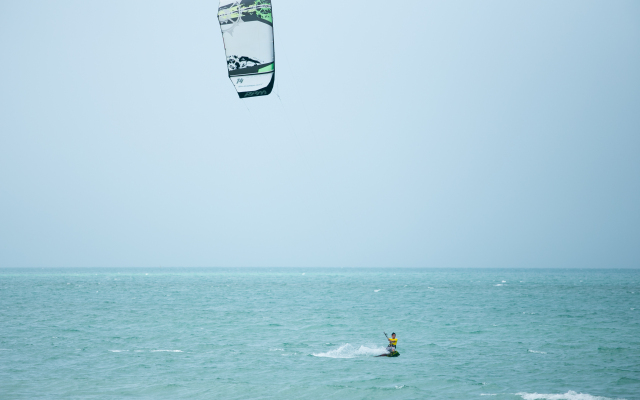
[1,268,639,400]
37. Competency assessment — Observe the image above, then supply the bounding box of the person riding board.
[387,332,397,353]
[377,332,400,357]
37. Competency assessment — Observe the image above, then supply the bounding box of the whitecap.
[481,395,498,397]
[528,349,547,354]
[269,348,284,351]
[109,350,128,353]
[494,284,503,286]
[312,343,386,358]
[395,385,404,389]
[515,391,624,400]
[374,289,381,292]
[502,280,507,283]
[153,350,183,353]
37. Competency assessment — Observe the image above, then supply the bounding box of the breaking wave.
[312,343,386,358]
[515,391,625,400]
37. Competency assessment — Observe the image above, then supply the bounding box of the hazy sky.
[1,1,638,268]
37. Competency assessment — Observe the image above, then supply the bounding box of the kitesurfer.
[387,332,398,353]
[377,332,400,357]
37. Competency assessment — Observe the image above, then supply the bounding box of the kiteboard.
[376,351,400,357]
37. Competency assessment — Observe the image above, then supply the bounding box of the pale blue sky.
[1,0,638,268]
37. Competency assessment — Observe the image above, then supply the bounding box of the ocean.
[1,268,638,399]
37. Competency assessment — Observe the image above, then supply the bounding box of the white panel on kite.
[230,72,274,96]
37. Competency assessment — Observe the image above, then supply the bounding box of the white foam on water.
[495,284,503,286]
[515,391,625,400]
[528,349,547,354]
[270,348,284,351]
[374,289,381,292]
[312,343,386,358]
[151,350,183,352]
[481,394,498,396]
[395,385,404,389]
[109,350,128,353]
[502,280,507,283]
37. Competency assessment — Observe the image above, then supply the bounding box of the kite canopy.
[218,0,275,98]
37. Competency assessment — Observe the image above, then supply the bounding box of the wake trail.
[312,343,387,358]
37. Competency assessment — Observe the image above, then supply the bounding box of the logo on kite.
[243,90,267,97]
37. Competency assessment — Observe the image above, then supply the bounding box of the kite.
[218,0,275,98]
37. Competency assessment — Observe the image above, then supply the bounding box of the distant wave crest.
[151,350,183,353]
[516,391,625,400]
[312,343,386,358]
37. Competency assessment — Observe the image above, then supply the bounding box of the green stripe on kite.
[258,63,275,73]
